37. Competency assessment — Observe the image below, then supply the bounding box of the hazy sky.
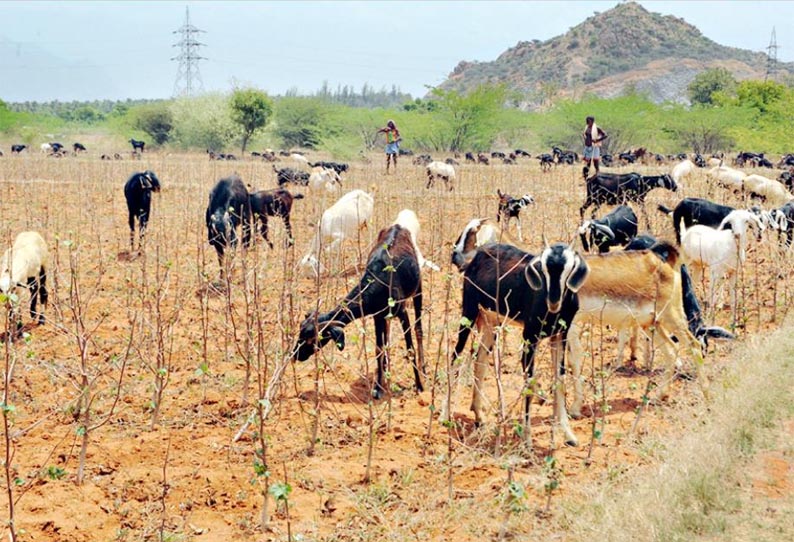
[1,1,792,102]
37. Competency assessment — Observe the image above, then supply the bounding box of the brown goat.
[248,188,304,248]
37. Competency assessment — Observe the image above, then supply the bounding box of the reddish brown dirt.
[0,152,788,541]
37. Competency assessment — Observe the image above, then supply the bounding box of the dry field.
[0,150,792,541]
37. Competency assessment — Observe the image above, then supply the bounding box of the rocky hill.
[439,2,793,108]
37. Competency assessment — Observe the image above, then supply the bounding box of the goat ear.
[327,326,345,350]
[566,254,590,293]
[524,256,544,291]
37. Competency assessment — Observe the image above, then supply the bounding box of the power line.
[171,6,205,97]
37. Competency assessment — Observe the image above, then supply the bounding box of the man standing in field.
[377,120,401,174]
[582,115,607,179]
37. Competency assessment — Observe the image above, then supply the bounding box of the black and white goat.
[205,175,252,278]
[248,188,304,248]
[496,190,535,241]
[442,242,589,446]
[292,224,424,399]
[0,232,49,327]
[124,170,162,251]
[578,205,638,253]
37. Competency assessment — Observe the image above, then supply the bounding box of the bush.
[133,104,173,146]
[274,97,327,149]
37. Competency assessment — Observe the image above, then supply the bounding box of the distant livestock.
[11,145,26,154]
[426,161,456,190]
[129,138,146,152]
[0,232,49,327]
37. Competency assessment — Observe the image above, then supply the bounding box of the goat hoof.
[565,436,579,447]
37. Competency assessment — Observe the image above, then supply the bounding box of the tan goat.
[567,242,704,417]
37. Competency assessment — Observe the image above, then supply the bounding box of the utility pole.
[765,26,778,82]
[172,6,206,97]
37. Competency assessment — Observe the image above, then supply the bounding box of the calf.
[248,188,304,248]
[124,170,162,251]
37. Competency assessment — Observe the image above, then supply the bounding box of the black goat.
[658,197,735,244]
[779,170,794,192]
[273,165,310,186]
[538,153,554,171]
[579,172,677,227]
[601,153,614,167]
[623,233,658,251]
[491,151,506,159]
[445,157,459,166]
[73,142,87,153]
[776,154,794,168]
[693,153,706,168]
[11,144,26,154]
[309,161,349,174]
[772,201,794,246]
[129,138,145,152]
[514,149,531,157]
[124,170,162,251]
[579,205,638,253]
[447,242,589,446]
[618,151,637,164]
[206,175,252,277]
[465,152,476,163]
[248,188,304,248]
[293,224,424,399]
[552,146,578,165]
[49,142,64,153]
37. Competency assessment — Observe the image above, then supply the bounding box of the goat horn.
[542,232,550,249]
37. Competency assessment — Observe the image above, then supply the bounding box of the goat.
[73,142,87,153]
[578,205,638,253]
[552,146,578,165]
[707,164,746,191]
[11,145,26,154]
[619,236,734,367]
[124,170,162,251]
[0,232,49,327]
[40,143,52,154]
[393,209,439,272]
[290,153,309,166]
[464,152,476,163]
[538,153,554,171]
[308,167,342,193]
[477,153,490,165]
[249,188,304,248]
[567,242,703,413]
[293,224,424,399]
[412,154,433,166]
[514,149,531,157]
[205,175,252,278]
[491,151,506,159]
[671,159,696,184]
[445,157,459,166]
[579,172,677,227]
[496,190,534,241]
[129,138,145,152]
[299,189,374,277]
[274,165,310,186]
[426,161,455,190]
[450,218,516,271]
[680,209,765,309]
[443,242,589,446]
[743,174,794,206]
[308,161,349,175]
[658,197,736,244]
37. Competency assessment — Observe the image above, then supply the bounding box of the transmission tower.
[171,6,206,97]
[765,26,778,82]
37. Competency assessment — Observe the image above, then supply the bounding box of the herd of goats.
[3,140,794,447]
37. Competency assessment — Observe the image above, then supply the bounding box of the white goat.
[671,159,695,184]
[40,143,52,154]
[680,209,764,309]
[299,189,375,277]
[707,157,722,167]
[0,232,49,326]
[308,167,342,193]
[707,164,746,190]
[393,209,439,271]
[743,174,794,206]
[290,153,309,166]
[425,161,456,190]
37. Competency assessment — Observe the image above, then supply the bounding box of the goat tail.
[657,204,674,216]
